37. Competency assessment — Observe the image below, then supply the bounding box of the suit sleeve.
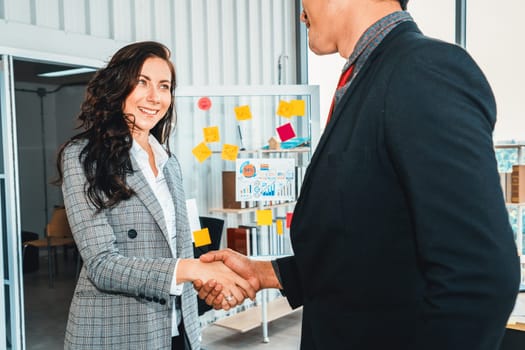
[275,256,304,308]
[384,42,520,348]
[61,142,176,300]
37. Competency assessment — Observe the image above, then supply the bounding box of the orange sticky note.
[290,100,305,116]
[203,126,220,143]
[221,144,239,161]
[234,105,253,121]
[192,142,212,163]
[276,219,284,235]
[193,228,211,247]
[256,209,273,226]
[277,100,292,118]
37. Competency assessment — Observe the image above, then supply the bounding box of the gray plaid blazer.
[62,140,200,350]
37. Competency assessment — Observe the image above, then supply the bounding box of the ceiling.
[13,59,95,86]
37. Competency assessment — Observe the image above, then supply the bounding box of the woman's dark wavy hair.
[55,41,177,210]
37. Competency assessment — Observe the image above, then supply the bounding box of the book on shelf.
[222,171,242,209]
[226,227,250,255]
[239,225,259,256]
[511,165,525,203]
[500,172,513,203]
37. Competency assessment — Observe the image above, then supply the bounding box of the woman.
[56,41,253,349]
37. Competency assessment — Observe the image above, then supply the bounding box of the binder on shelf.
[222,171,242,209]
[239,225,259,256]
[511,165,525,203]
[226,227,250,255]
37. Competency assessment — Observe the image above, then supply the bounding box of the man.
[196,1,521,349]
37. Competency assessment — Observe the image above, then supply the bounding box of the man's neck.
[338,2,402,58]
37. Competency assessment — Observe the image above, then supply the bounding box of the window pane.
[409,1,456,43]
[467,1,525,141]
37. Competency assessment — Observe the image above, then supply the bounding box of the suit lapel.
[301,71,363,188]
[302,22,417,189]
[128,157,171,247]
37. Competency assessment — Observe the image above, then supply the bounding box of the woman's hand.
[178,259,255,309]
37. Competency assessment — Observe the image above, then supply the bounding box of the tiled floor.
[23,252,302,349]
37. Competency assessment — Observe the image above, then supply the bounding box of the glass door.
[1,54,25,349]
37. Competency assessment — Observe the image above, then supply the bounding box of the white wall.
[0,0,298,86]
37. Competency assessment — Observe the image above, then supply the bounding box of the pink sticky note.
[286,212,293,228]
[276,123,296,142]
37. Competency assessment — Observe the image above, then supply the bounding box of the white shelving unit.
[175,85,319,341]
[495,143,525,286]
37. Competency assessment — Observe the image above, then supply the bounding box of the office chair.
[22,207,79,287]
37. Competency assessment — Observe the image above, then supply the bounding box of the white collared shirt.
[130,134,184,336]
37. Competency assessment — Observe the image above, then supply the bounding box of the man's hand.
[200,249,262,291]
[193,249,281,309]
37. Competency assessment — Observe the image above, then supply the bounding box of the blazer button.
[159,298,166,305]
[127,229,138,239]
[153,296,159,303]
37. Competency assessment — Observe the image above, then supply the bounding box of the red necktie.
[326,65,354,125]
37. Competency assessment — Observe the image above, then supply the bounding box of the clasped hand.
[193,249,262,310]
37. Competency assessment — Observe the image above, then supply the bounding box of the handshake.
[182,248,281,310]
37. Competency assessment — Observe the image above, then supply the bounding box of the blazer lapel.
[164,156,189,257]
[128,157,171,246]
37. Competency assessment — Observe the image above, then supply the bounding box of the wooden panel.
[507,323,525,331]
[214,297,299,333]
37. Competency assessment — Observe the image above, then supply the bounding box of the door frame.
[0,49,102,349]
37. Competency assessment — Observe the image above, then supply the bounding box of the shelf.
[209,201,296,214]
[495,144,525,149]
[211,146,311,154]
[213,297,300,333]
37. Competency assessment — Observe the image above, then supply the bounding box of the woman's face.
[123,56,172,136]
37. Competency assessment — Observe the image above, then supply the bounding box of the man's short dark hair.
[398,0,409,10]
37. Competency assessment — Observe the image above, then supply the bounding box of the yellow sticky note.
[192,142,212,163]
[221,144,239,161]
[203,126,220,143]
[276,219,284,235]
[290,99,305,116]
[276,100,292,118]
[193,228,211,247]
[256,209,273,226]
[234,105,253,121]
